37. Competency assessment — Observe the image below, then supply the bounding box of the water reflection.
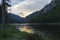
[17,25,34,33]
[10,23,60,40]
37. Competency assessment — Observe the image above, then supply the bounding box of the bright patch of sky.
[10,0,24,6]
[0,0,2,4]
[8,0,52,18]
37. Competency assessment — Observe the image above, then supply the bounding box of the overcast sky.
[0,0,1,2]
[7,0,52,18]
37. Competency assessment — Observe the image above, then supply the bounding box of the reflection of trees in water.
[26,34,41,40]
[9,24,60,40]
[25,25,60,40]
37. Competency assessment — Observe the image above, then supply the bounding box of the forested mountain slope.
[29,0,60,23]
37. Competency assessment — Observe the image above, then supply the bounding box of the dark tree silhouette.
[2,0,11,37]
[0,5,2,23]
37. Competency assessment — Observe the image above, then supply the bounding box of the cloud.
[0,0,2,4]
[8,0,52,18]
[10,0,24,5]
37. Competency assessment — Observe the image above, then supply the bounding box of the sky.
[7,0,52,18]
[0,0,2,4]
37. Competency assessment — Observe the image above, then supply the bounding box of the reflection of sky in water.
[17,25,34,33]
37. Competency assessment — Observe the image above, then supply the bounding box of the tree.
[0,5,2,23]
[2,0,11,23]
[2,0,11,37]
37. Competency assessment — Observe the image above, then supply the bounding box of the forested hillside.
[30,0,60,23]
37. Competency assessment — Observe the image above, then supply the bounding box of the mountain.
[8,13,24,23]
[8,1,53,23]
[27,0,60,23]
[24,11,42,22]
[1,0,59,23]
[24,0,55,23]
